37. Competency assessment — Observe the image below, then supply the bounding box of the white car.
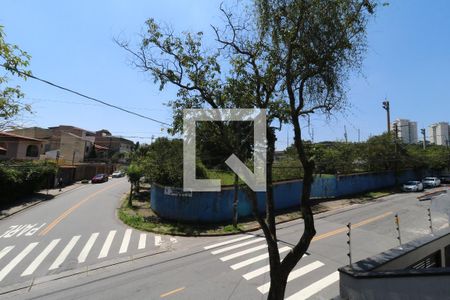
[422,177,441,188]
[402,181,424,192]
[112,170,125,178]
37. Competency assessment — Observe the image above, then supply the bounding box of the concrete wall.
[339,227,450,300]
[339,272,450,300]
[150,170,419,223]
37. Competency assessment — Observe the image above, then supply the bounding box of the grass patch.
[118,185,395,236]
[118,195,245,236]
[206,169,336,186]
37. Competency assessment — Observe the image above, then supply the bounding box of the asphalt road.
[2,186,448,299]
[0,178,182,290]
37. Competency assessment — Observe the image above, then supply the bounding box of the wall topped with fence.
[150,170,423,223]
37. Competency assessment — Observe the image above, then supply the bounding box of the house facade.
[7,125,134,164]
[94,130,134,154]
[9,125,96,164]
[0,132,44,161]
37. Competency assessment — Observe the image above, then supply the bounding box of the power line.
[4,67,171,127]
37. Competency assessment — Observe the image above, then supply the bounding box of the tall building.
[391,119,418,144]
[429,122,449,146]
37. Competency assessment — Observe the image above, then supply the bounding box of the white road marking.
[285,271,339,300]
[220,244,268,262]
[211,238,265,255]
[243,264,271,280]
[78,233,99,263]
[155,235,162,246]
[230,247,292,270]
[0,242,38,281]
[22,239,60,276]
[170,237,178,243]
[204,235,254,250]
[0,246,14,261]
[16,224,36,237]
[49,236,80,270]
[24,223,46,236]
[257,261,324,294]
[98,231,116,259]
[119,229,132,254]
[0,223,46,238]
[138,234,146,250]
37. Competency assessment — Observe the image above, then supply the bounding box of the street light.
[382,100,390,134]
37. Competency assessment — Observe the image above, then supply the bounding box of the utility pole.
[344,126,348,143]
[421,128,426,149]
[287,130,289,149]
[393,123,399,186]
[357,129,360,143]
[382,99,390,134]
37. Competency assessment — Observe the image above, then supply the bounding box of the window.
[26,145,39,157]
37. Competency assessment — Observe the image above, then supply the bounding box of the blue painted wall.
[150,170,420,223]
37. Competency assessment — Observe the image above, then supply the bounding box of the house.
[94,130,134,154]
[0,132,44,161]
[8,125,134,164]
[9,125,96,164]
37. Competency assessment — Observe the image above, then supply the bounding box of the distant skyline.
[1,0,449,149]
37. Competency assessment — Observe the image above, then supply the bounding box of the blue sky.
[1,0,449,149]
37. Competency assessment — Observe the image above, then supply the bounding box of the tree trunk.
[266,127,277,240]
[128,183,133,207]
[267,269,288,300]
[233,173,239,228]
[136,181,140,196]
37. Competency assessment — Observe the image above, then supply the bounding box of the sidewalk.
[0,182,86,220]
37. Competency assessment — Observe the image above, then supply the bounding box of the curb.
[117,192,395,238]
[0,183,87,221]
[417,188,447,201]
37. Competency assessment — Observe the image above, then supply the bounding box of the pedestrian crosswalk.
[0,229,169,284]
[204,235,339,299]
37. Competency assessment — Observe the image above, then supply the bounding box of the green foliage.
[0,25,32,129]
[422,145,450,171]
[126,163,143,185]
[0,160,57,202]
[129,137,208,187]
[284,134,450,174]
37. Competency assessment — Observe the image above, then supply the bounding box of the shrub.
[0,160,57,202]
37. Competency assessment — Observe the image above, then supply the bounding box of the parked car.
[402,181,424,192]
[439,175,450,184]
[91,173,109,183]
[422,177,441,188]
[112,170,125,178]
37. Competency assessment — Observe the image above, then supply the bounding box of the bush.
[0,161,57,202]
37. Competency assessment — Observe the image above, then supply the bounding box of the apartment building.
[391,119,418,144]
[429,122,449,146]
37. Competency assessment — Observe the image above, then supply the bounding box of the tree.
[126,163,143,207]
[247,1,377,297]
[118,1,376,298]
[364,133,398,171]
[0,25,32,129]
